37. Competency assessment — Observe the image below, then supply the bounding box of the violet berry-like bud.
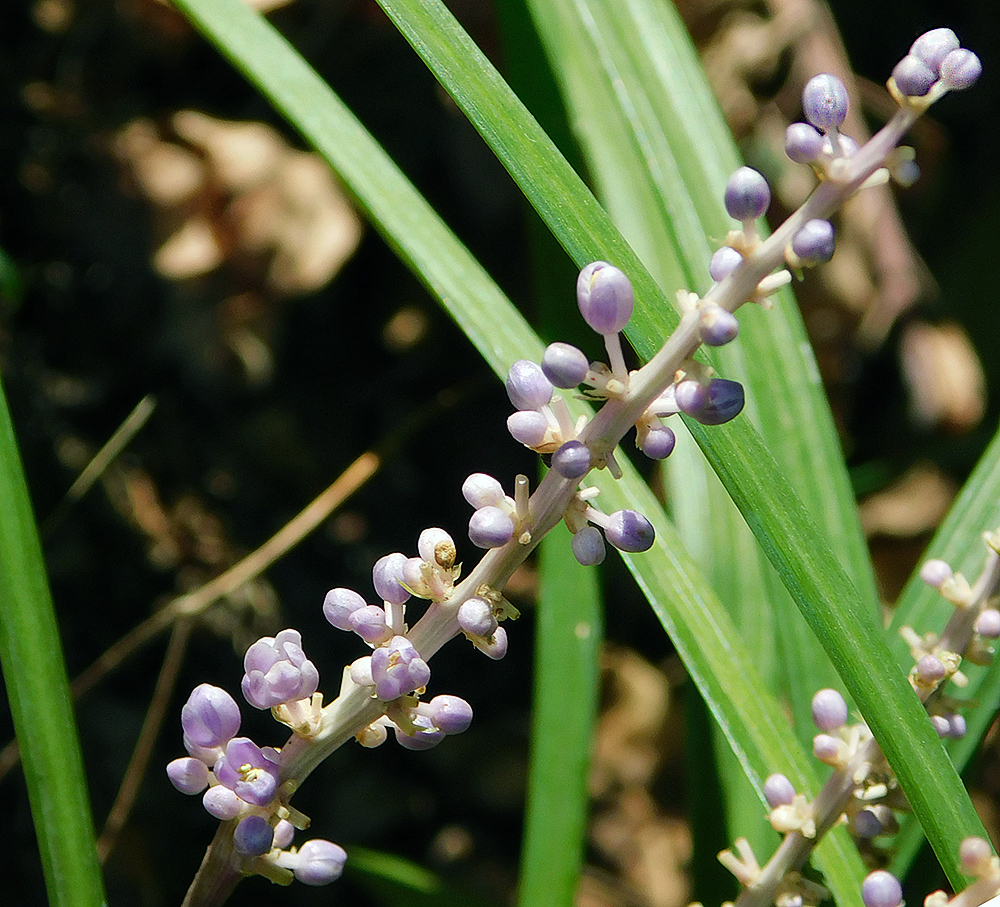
[242,629,319,710]
[940,48,982,90]
[919,558,953,588]
[892,55,937,97]
[323,587,367,631]
[784,122,824,163]
[370,635,431,701]
[507,410,549,447]
[458,597,498,637]
[167,756,210,795]
[348,605,390,645]
[394,725,445,751]
[639,424,676,461]
[724,167,771,221]
[181,684,242,749]
[910,28,960,74]
[975,608,1000,639]
[691,378,745,426]
[947,713,967,739]
[763,773,796,808]
[462,473,506,509]
[930,714,950,737]
[916,654,946,685]
[674,380,709,415]
[551,440,591,479]
[202,785,242,820]
[699,304,739,346]
[571,526,606,566]
[811,688,848,731]
[813,733,841,764]
[428,694,474,735]
[373,552,411,605]
[853,808,883,839]
[577,261,634,335]
[476,625,508,660]
[802,74,849,131]
[214,737,280,807]
[862,871,903,907]
[791,219,835,264]
[542,342,590,388]
[506,359,553,411]
[287,840,348,886]
[709,246,743,282]
[606,510,655,553]
[234,815,274,856]
[469,506,515,549]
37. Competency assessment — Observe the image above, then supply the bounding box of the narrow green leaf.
[348,846,499,907]
[519,522,602,907]
[0,380,106,907]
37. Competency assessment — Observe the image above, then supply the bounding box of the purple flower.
[507,410,549,447]
[394,724,445,750]
[457,597,498,637]
[348,605,391,645]
[469,506,515,549]
[910,28,959,74]
[605,510,655,553]
[428,695,474,735]
[551,440,591,479]
[542,342,590,388]
[763,773,795,808]
[810,688,848,731]
[919,558,953,588]
[861,871,902,907]
[940,48,982,90]
[791,219,835,264]
[322,587,367,631]
[571,526,606,566]
[462,473,506,509]
[474,625,508,660]
[892,55,937,97]
[277,839,347,886]
[709,246,743,282]
[214,737,281,807]
[234,815,274,856]
[506,359,553,411]
[202,785,243,820]
[370,636,431,701]
[698,305,739,347]
[181,683,241,749]
[692,378,745,426]
[784,122,824,164]
[242,629,319,710]
[577,261,634,335]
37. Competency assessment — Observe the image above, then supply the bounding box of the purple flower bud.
[429,695,474,735]
[919,558,953,588]
[551,440,591,479]
[469,506,515,549]
[542,342,590,388]
[606,510,655,553]
[691,378,745,426]
[811,688,848,731]
[476,625,508,660]
[323,587,367,631]
[458,597,497,637]
[571,526,606,566]
[350,655,373,687]
[975,608,1000,639]
[370,636,431,701]
[373,552,411,605]
[639,424,676,461]
[960,837,993,875]
[166,756,210,795]
[234,815,274,856]
[724,167,771,221]
[462,473,505,509]
[699,305,739,347]
[202,785,243,820]
[181,684,242,749]
[791,219,835,264]
[394,724,445,750]
[288,839,348,886]
[862,871,903,907]
[784,122,824,163]
[274,819,295,849]
[802,74,849,131]
[853,808,883,839]
[812,733,841,764]
[940,48,982,90]
[674,380,709,415]
[348,605,390,645]
[577,261,634,335]
[930,715,950,737]
[214,737,281,807]
[242,629,319,710]
[507,410,549,447]
[947,713,967,739]
[892,55,937,97]
[763,773,796,808]
[910,28,960,74]
[709,246,744,282]
[916,654,946,685]
[417,528,456,568]
[506,359,553,411]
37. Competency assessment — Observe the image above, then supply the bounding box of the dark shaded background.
[0,1,997,905]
